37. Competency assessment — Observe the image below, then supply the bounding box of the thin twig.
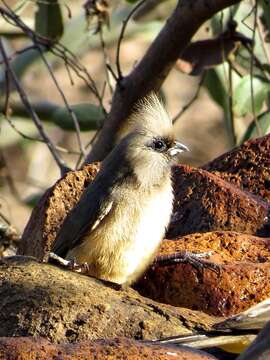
[255,6,270,64]
[37,48,87,162]
[106,63,119,83]
[0,38,68,176]
[0,44,36,66]
[0,3,106,113]
[228,60,236,145]
[115,0,146,79]
[239,44,270,79]
[3,66,11,116]
[0,207,11,226]
[241,3,256,31]
[249,0,262,137]
[1,113,80,155]
[172,74,205,124]
[64,59,75,86]
[99,28,114,95]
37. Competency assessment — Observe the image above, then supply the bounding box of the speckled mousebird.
[52,93,189,285]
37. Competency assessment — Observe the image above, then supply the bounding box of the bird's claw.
[155,251,221,275]
[48,252,90,274]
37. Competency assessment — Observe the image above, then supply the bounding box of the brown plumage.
[52,93,188,284]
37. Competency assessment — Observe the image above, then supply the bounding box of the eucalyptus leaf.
[259,0,270,32]
[203,67,240,146]
[9,47,42,79]
[0,116,37,147]
[203,68,228,111]
[13,0,31,14]
[241,111,270,142]
[52,103,104,132]
[35,0,64,41]
[24,192,43,208]
[211,4,241,35]
[234,75,270,116]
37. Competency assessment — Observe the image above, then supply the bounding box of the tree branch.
[85,0,242,163]
[0,38,69,176]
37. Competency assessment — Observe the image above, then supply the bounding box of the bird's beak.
[168,141,189,157]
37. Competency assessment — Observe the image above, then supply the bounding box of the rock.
[20,162,270,261]
[19,163,100,261]
[167,165,270,239]
[0,256,217,342]
[135,232,270,316]
[0,337,217,360]
[202,134,270,202]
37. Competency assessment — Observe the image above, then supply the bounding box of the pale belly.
[68,184,173,284]
[120,186,173,284]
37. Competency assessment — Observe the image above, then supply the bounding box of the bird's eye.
[153,139,167,151]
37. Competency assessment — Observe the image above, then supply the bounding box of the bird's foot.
[48,253,126,290]
[154,251,220,275]
[48,252,90,274]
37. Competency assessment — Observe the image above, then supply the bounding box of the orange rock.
[203,134,270,202]
[135,232,270,317]
[167,165,270,239]
[19,163,100,261]
[159,231,270,264]
[0,337,217,359]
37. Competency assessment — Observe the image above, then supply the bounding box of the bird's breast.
[121,180,173,283]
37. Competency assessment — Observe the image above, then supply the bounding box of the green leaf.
[24,192,43,208]
[211,4,241,35]
[52,103,104,131]
[13,0,31,14]
[241,110,270,142]
[234,75,270,116]
[259,0,270,32]
[203,67,240,147]
[203,68,228,111]
[0,115,38,147]
[35,0,64,41]
[0,40,43,91]
[9,47,42,79]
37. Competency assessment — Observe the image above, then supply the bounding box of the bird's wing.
[52,185,115,257]
[90,201,113,231]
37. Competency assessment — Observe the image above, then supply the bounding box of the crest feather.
[130,92,172,136]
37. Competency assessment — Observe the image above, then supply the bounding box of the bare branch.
[1,112,80,156]
[227,61,236,145]
[172,74,205,124]
[0,38,69,176]
[86,0,242,163]
[99,28,114,95]
[249,0,262,137]
[37,48,87,162]
[0,4,106,113]
[115,0,146,80]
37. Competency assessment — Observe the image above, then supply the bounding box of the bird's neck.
[133,161,172,191]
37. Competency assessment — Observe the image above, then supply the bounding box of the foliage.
[1,0,270,202]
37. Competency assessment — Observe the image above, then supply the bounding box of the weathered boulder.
[0,256,217,342]
[19,163,100,261]
[135,232,270,316]
[0,337,217,360]
[202,134,270,202]
[167,165,270,239]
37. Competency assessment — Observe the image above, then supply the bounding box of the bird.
[52,93,189,285]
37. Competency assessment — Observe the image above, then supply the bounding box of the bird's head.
[121,93,189,187]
